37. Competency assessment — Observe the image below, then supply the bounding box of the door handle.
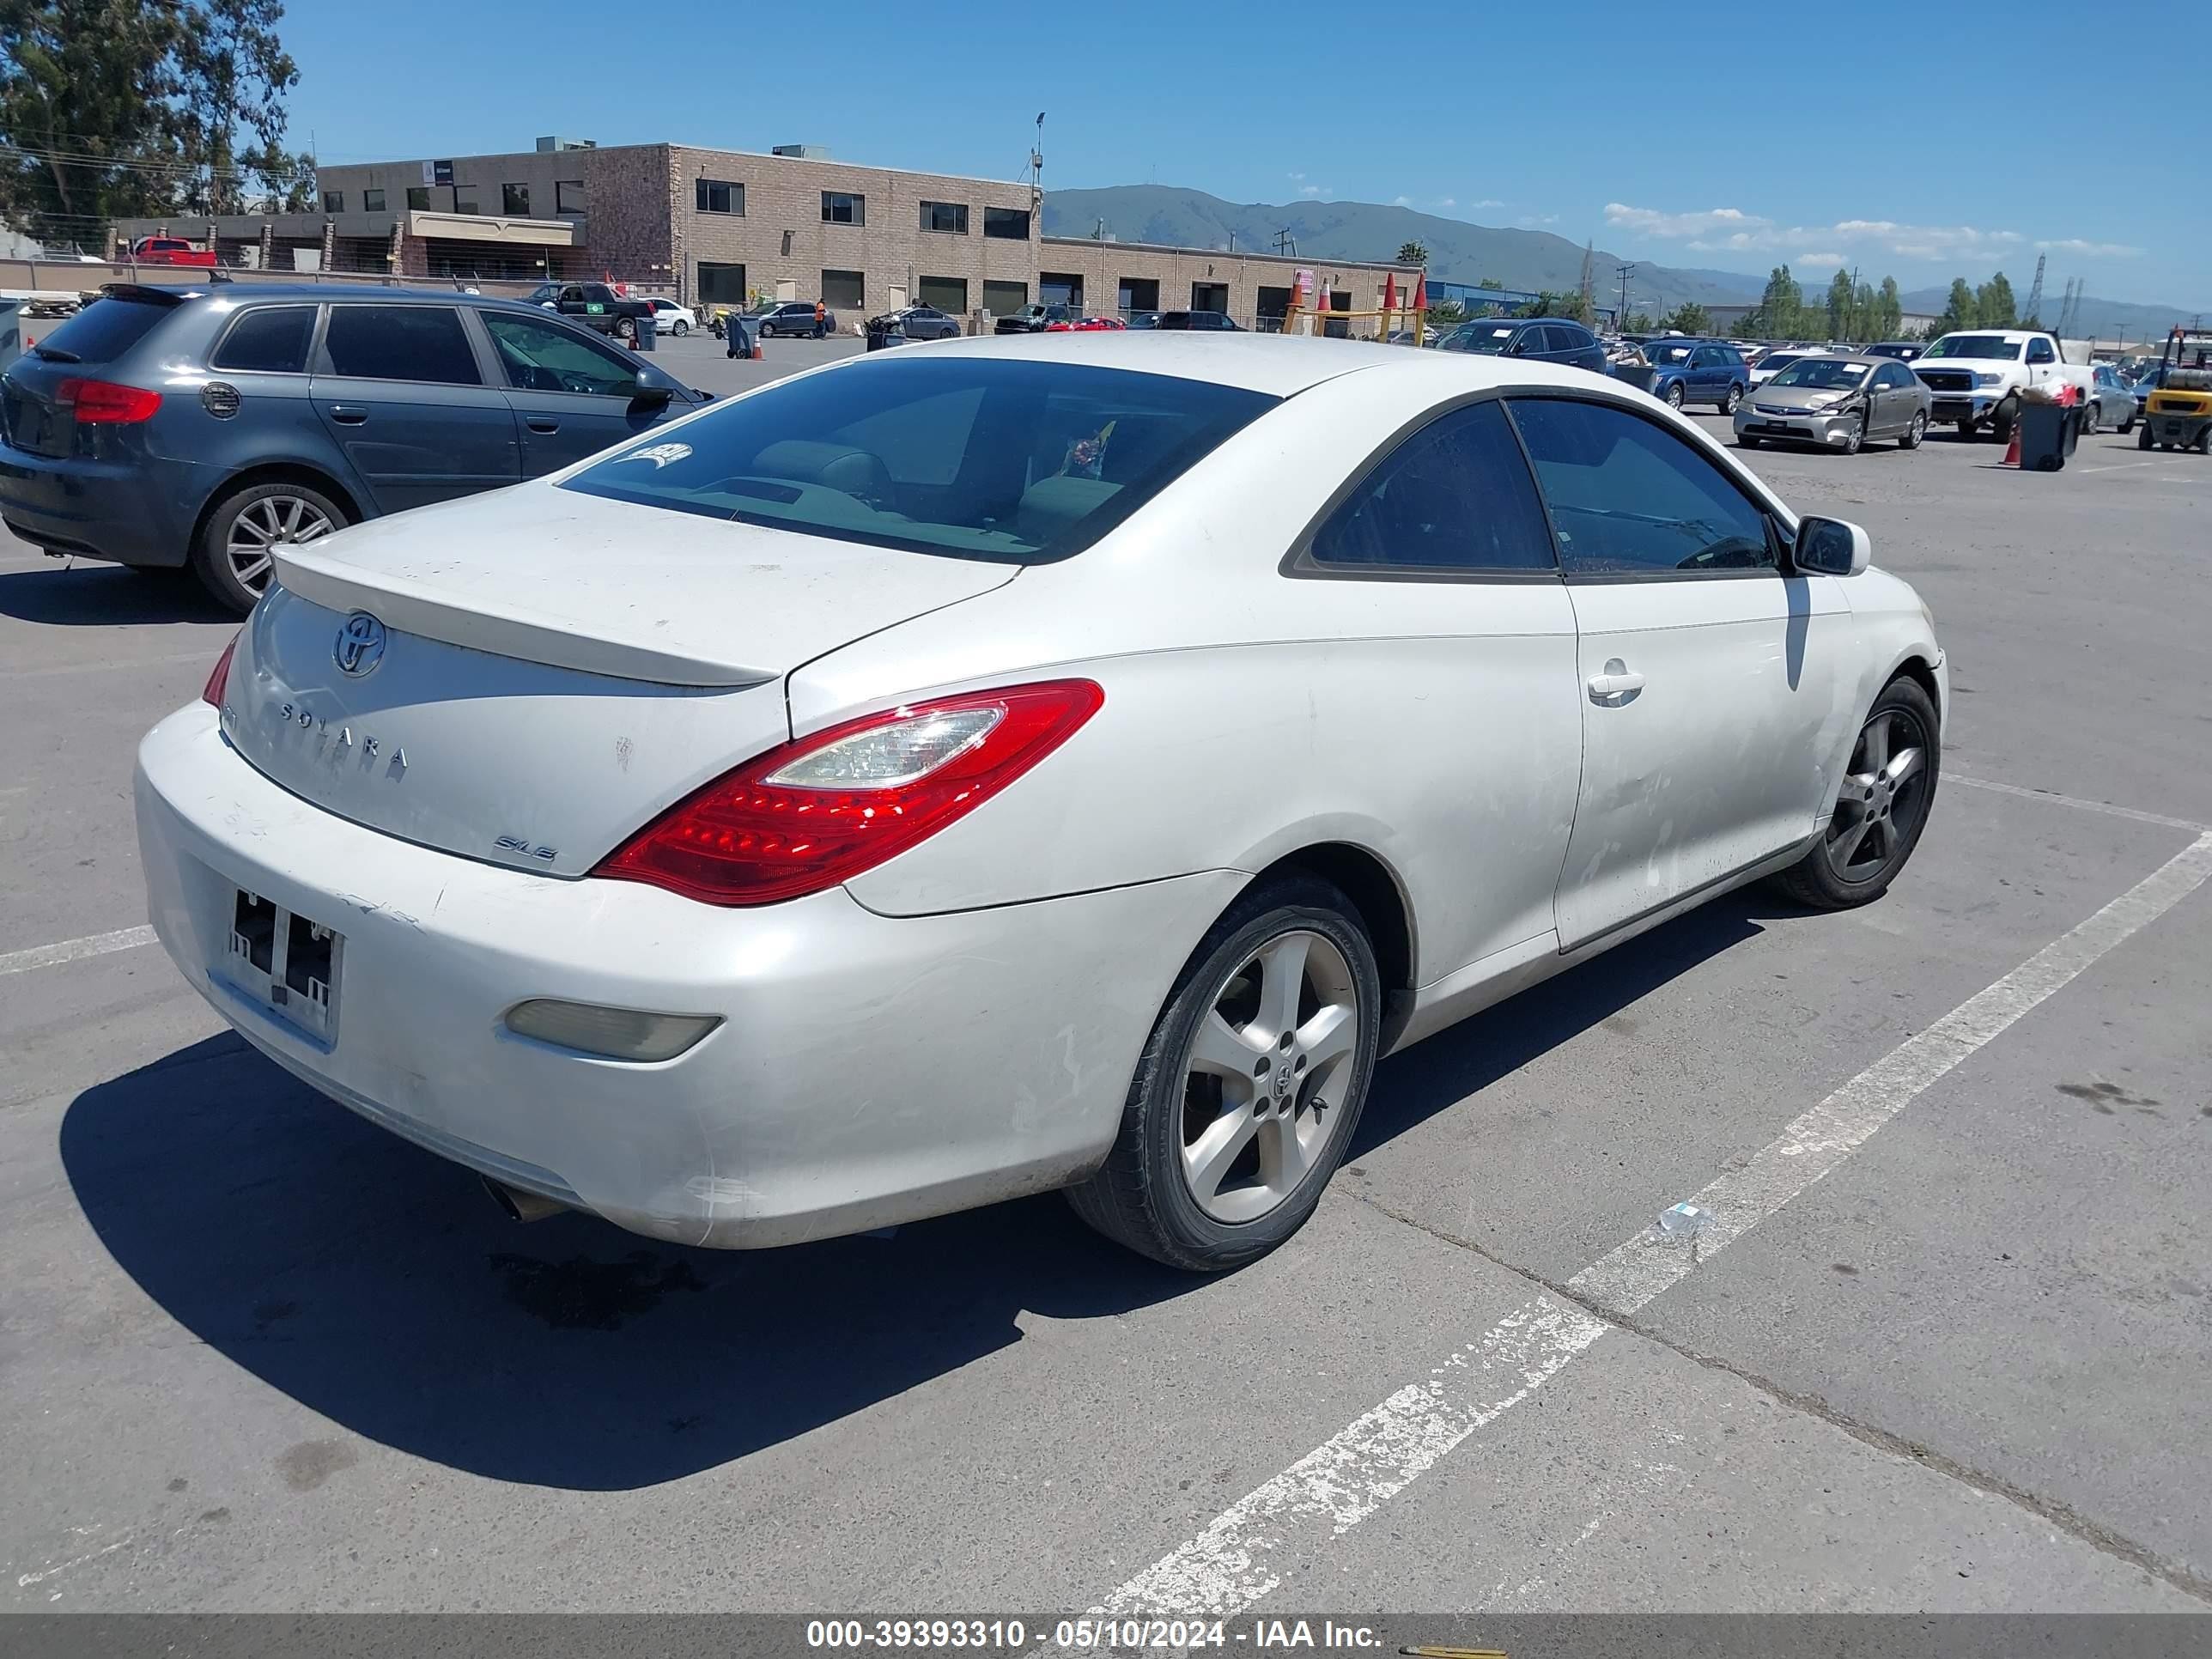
[1587,659,1645,704]
[327,404,368,425]
[526,418,561,434]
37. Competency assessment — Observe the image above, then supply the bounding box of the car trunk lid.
[229,483,1018,876]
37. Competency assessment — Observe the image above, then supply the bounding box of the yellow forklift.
[2138,326,2212,453]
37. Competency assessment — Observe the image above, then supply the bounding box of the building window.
[695,179,743,216]
[322,190,343,214]
[405,186,430,211]
[920,200,968,234]
[556,179,586,215]
[982,280,1028,317]
[455,197,479,215]
[1119,277,1159,313]
[821,191,864,226]
[502,183,530,216]
[362,188,386,213]
[918,276,969,313]
[820,269,865,309]
[984,207,1030,240]
[697,261,748,306]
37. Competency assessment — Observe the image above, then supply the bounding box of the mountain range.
[1040,185,2194,339]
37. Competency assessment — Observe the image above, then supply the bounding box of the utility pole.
[1274,228,1297,257]
[1616,262,1636,326]
[1029,112,1044,216]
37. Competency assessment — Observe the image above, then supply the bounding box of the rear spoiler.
[95,283,198,306]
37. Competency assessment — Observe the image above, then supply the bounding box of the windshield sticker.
[615,442,692,470]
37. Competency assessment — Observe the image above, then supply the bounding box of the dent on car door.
[1507,394,1856,948]
[307,305,520,514]
[478,309,670,476]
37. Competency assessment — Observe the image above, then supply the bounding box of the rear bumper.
[0,439,203,565]
[135,701,1238,1249]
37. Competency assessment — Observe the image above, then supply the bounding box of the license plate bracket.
[222,888,343,1044]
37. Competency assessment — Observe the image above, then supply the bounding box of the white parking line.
[2075,460,2162,476]
[1097,830,2212,1618]
[0,925,155,977]
[1949,772,2208,832]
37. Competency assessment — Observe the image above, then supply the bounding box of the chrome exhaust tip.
[481,1175,569,1224]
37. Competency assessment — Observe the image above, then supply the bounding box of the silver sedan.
[1735,354,1932,455]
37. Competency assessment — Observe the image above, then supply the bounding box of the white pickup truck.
[1910,329,2097,441]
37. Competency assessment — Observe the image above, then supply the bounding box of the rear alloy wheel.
[193,481,345,614]
[1771,677,1939,910]
[1065,876,1381,1270]
[616,317,640,348]
[1899,410,1927,449]
[2080,398,2099,435]
[672,319,690,337]
[1721,385,1742,415]
[1664,382,1686,410]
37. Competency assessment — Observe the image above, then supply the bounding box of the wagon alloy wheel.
[1824,705,1932,884]
[225,493,334,595]
[1179,930,1360,1224]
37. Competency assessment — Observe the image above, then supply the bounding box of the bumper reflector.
[503,999,721,1063]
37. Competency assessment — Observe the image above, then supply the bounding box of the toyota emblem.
[334,611,386,678]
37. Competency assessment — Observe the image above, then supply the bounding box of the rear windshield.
[1644,341,1698,364]
[1757,353,1803,374]
[33,294,174,363]
[562,355,1277,564]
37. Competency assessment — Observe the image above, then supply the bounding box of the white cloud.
[1299,184,1328,198]
[1611,200,2036,262]
[1471,198,1504,208]
[1392,195,1413,206]
[1795,251,1845,267]
[1433,197,1455,209]
[1517,213,1559,226]
[2037,237,2144,258]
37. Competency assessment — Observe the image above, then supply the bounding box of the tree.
[1754,264,1804,339]
[1395,240,1428,267]
[1873,276,1903,342]
[0,0,313,245]
[1426,297,1466,325]
[1662,301,1711,334]
[1622,310,1655,334]
[1573,240,1595,326]
[1974,270,2017,329]
[1936,277,1978,335]
[1824,270,1854,340]
[1476,274,1503,290]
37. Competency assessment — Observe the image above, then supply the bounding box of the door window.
[482,312,640,398]
[1508,398,1775,575]
[1310,400,1559,574]
[2027,338,2056,364]
[211,305,318,374]
[320,306,482,386]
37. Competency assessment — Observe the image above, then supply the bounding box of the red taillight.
[201,633,239,708]
[57,377,162,424]
[595,679,1105,907]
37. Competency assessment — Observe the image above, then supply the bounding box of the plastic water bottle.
[1657,1201,1714,1237]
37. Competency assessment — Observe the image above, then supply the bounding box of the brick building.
[123,138,1416,328]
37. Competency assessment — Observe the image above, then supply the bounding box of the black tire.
[1989,395,2018,444]
[1664,382,1685,410]
[191,479,349,615]
[1064,875,1382,1271]
[812,323,826,339]
[672,319,689,337]
[2138,424,2153,450]
[2080,398,2099,436]
[1839,413,1864,456]
[757,322,774,338]
[615,317,639,348]
[1739,432,1761,448]
[2197,426,2212,456]
[1899,411,1927,450]
[1720,385,1741,415]
[1770,675,1940,911]
[1955,420,1978,440]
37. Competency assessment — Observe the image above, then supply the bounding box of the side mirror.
[632,368,676,406]
[1796,515,1870,577]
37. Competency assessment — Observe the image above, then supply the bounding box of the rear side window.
[562,355,1275,564]
[33,295,173,364]
[210,306,317,374]
[1508,398,1774,576]
[1311,400,1558,574]
[321,306,481,386]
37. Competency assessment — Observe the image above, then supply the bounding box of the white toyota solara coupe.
[136,333,1945,1271]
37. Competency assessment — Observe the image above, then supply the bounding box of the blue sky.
[281,0,2206,308]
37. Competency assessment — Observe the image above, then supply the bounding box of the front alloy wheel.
[1066,876,1381,1270]
[1771,677,1940,909]
[1664,382,1686,410]
[1722,385,1741,415]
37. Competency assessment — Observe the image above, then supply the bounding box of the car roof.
[112,282,554,312]
[921,330,1625,399]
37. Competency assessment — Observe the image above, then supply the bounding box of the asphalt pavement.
[3,344,2209,1624]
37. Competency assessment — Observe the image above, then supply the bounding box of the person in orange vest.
[814,299,827,337]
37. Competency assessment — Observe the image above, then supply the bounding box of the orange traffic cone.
[2002,423,2021,467]
[751,343,763,360]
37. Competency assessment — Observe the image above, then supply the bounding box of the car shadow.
[61,896,1771,1492]
[0,562,231,626]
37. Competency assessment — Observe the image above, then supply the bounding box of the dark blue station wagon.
[0,283,706,611]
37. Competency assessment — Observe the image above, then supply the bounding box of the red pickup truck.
[127,236,217,268]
